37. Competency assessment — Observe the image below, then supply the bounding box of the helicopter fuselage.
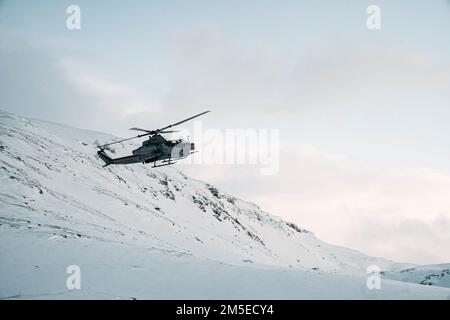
[96,110,208,167]
[98,135,194,167]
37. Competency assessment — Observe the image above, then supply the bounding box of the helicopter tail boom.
[98,149,156,166]
[97,149,113,167]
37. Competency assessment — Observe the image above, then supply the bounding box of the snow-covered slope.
[382,264,450,288]
[1,109,449,299]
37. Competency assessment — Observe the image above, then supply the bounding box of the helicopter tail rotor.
[97,149,113,167]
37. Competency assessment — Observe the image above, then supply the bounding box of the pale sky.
[1,0,450,264]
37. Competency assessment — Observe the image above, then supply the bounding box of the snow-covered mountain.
[382,264,450,288]
[1,109,449,299]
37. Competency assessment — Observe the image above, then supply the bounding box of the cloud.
[0,35,157,136]
[2,30,450,265]
[59,58,151,119]
[181,144,450,264]
[349,217,450,264]
[157,31,450,121]
[163,32,450,264]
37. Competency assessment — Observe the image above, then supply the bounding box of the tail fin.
[97,149,112,167]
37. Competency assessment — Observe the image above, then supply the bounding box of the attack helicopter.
[96,110,210,168]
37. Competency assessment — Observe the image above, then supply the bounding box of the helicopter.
[96,110,210,168]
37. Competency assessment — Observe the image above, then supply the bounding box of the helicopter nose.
[190,143,195,151]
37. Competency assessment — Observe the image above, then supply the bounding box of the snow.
[1,109,449,299]
[2,229,450,300]
[382,264,450,288]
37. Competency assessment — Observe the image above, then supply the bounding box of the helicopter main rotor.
[97,110,210,149]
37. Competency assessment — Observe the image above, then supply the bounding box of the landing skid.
[152,159,177,168]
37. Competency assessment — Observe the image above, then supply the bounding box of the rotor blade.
[97,133,150,148]
[157,110,210,132]
[158,130,179,134]
[129,127,153,133]
[129,128,179,135]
